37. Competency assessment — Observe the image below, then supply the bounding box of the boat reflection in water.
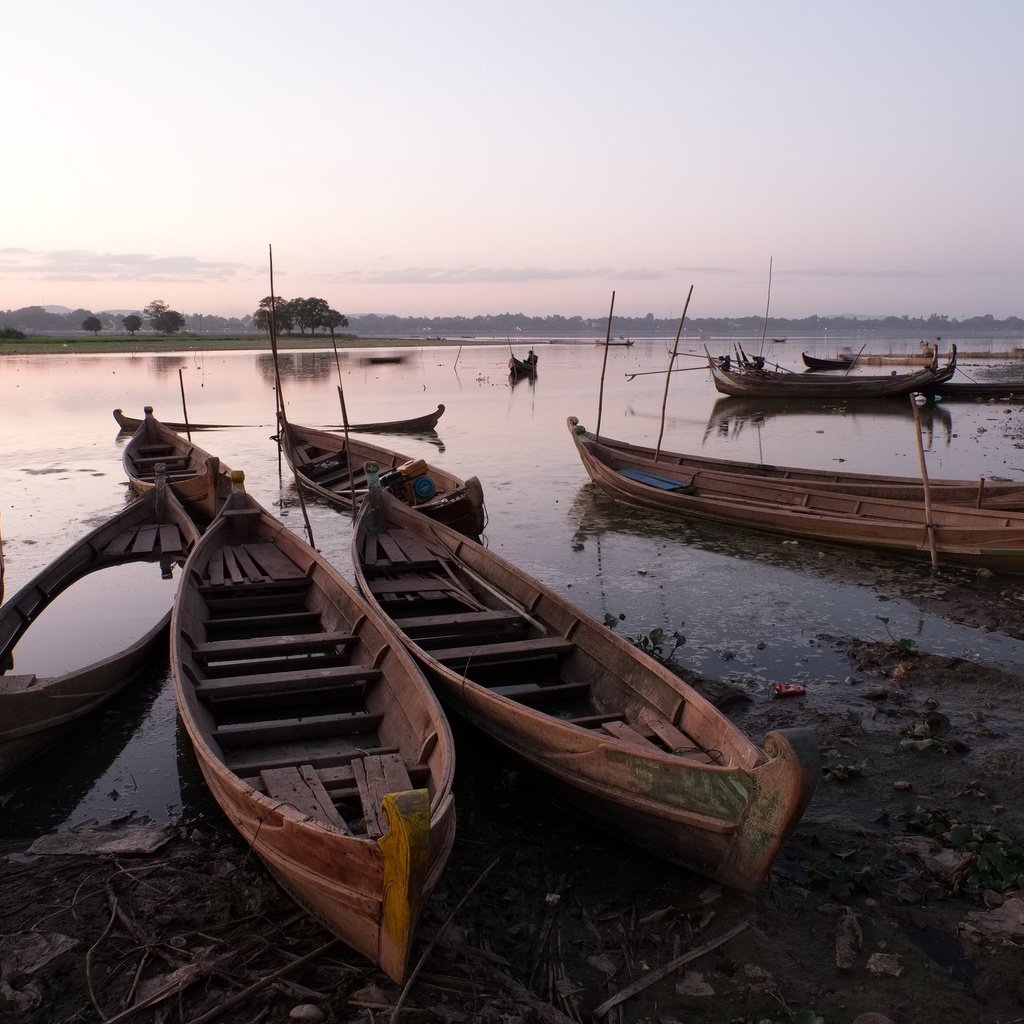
[703,396,954,450]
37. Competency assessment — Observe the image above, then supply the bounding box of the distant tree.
[324,309,349,335]
[256,295,296,335]
[293,297,332,335]
[122,314,143,335]
[82,316,102,335]
[144,299,186,335]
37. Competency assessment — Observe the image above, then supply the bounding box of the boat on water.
[352,471,818,894]
[508,350,539,377]
[115,403,446,435]
[574,417,1024,510]
[801,352,855,370]
[276,416,486,538]
[927,381,1024,401]
[0,477,200,779]
[170,473,456,982]
[123,406,234,524]
[567,417,1024,572]
[708,347,957,399]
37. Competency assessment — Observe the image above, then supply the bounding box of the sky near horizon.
[4,1,1022,322]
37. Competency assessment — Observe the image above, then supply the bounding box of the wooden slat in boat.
[276,415,486,538]
[170,473,455,982]
[567,417,1024,573]
[0,478,201,780]
[352,480,818,895]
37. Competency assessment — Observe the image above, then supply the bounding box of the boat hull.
[353,485,818,894]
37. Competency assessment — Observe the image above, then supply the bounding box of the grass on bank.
[0,333,448,355]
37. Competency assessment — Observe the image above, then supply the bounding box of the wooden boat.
[567,417,1024,572]
[115,403,446,435]
[508,350,539,377]
[276,416,486,539]
[708,347,957,399]
[926,381,1024,401]
[170,474,455,981]
[596,339,635,347]
[0,477,200,780]
[351,474,818,894]
[123,406,234,523]
[801,352,855,370]
[574,417,1024,510]
[321,404,447,433]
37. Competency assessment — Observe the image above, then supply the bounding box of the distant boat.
[596,339,635,347]
[508,350,539,377]
[801,352,855,371]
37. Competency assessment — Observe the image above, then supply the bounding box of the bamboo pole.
[757,256,773,357]
[910,392,939,569]
[177,367,192,442]
[329,326,357,512]
[594,290,615,437]
[655,285,693,460]
[267,244,316,548]
[843,343,868,375]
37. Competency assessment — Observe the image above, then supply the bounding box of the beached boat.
[567,417,1024,572]
[801,352,855,370]
[352,474,818,894]
[508,350,539,377]
[926,381,1024,401]
[0,477,200,780]
[276,416,486,538]
[123,406,234,524]
[115,404,446,435]
[573,417,1024,511]
[708,347,957,399]
[170,474,455,981]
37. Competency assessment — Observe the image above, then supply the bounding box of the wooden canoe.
[277,416,486,539]
[508,351,539,377]
[170,474,456,981]
[114,404,447,434]
[352,476,818,894]
[926,381,1024,400]
[0,478,200,780]
[123,406,234,524]
[801,352,855,370]
[708,347,957,399]
[571,418,1024,511]
[567,417,1024,573]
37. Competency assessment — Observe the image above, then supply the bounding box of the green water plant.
[604,614,686,665]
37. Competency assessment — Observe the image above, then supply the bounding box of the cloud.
[0,249,249,283]
[332,265,668,286]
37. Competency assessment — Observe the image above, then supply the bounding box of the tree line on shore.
[3,302,1023,340]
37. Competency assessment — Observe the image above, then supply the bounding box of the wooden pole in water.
[655,285,694,460]
[267,244,316,547]
[843,343,867,375]
[177,367,192,441]
[329,326,357,513]
[910,392,939,569]
[594,290,615,437]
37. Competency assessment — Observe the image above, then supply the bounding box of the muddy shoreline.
[3,628,1022,1024]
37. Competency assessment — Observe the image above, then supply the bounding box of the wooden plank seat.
[195,664,381,701]
[131,453,194,468]
[203,542,307,587]
[601,719,661,749]
[318,468,369,490]
[400,609,529,646]
[191,630,358,662]
[362,529,444,572]
[352,751,415,839]
[230,742,402,778]
[203,610,323,640]
[431,636,575,668]
[314,759,430,802]
[646,718,722,763]
[488,680,592,706]
[260,764,350,832]
[213,709,384,748]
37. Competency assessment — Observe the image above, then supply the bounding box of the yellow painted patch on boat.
[377,789,430,980]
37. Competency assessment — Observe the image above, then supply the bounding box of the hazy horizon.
[5,2,1022,322]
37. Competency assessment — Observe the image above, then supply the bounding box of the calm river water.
[2,336,1023,837]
